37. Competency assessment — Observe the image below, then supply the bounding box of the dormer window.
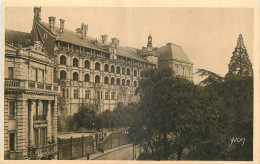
[43,33,48,39]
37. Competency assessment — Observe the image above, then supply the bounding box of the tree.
[72,104,98,130]
[226,34,253,78]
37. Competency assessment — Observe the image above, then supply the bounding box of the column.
[53,100,58,142]
[30,100,35,147]
[47,101,52,142]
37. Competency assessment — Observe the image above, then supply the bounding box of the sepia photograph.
[1,0,259,162]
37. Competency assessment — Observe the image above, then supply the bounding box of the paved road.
[94,145,137,160]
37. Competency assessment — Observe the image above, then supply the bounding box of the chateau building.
[4,40,59,159]
[4,7,193,159]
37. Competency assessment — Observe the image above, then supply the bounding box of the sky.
[5,7,254,83]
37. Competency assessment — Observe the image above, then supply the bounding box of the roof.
[39,21,107,53]
[117,46,151,63]
[5,29,32,47]
[158,43,193,64]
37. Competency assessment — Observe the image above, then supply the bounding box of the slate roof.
[5,29,32,47]
[158,43,193,64]
[39,21,150,63]
[117,46,151,63]
[39,21,106,53]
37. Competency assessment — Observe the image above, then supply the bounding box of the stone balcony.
[30,143,58,160]
[5,78,59,93]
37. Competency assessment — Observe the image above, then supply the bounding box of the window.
[122,67,125,75]
[127,80,130,86]
[60,55,66,65]
[9,133,15,151]
[84,60,90,69]
[31,68,37,81]
[134,81,137,87]
[60,71,66,80]
[111,65,115,73]
[111,92,115,100]
[84,74,90,82]
[95,62,100,70]
[105,92,109,100]
[189,68,191,75]
[9,101,15,117]
[85,90,90,99]
[116,66,120,74]
[8,67,13,78]
[101,91,103,99]
[73,72,79,81]
[38,69,44,82]
[43,33,48,39]
[127,68,131,76]
[176,65,179,74]
[62,88,66,98]
[95,75,100,83]
[122,79,125,86]
[104,64,109,72]
[67,89,69,98]
[73,58,79,67]
[74,89,79,98]
[96,91,100,99]
[104,77,109,84]
[183,67,185,75]
[111,77,115,84]
[116,78,120,85]
[134,70,137,76]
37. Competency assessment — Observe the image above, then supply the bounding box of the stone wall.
[57,132,130,160]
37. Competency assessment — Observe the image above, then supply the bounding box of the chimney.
[33,7,41,21]
[81,23,88,39]
[111,37,119,48]
[48,16,56,34]
[60,19,65,34]
[101,34,108,44]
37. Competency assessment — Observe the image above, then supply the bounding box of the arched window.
[134,70,137,76]
[111,77,115,84]
[127,80,130,86]
[84,74,90,82]
[95,62,100,70]
[60,55,66,65]
[122,79,125,86]
[95,75,100,83]
[116,66,121,74]
[116,78,120,85]
[84,60,90,69]
[111,65,115,73]
[104,64,109,72]
[104,76,109,84]
[73,58,79,67]
[127,68,130,75]
[67,89,69,98]
[122,67,125,75]
[134,81,137,87]
[73,72,79,81]
[60,70,66,80]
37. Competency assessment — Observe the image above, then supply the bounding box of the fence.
[57,131,130,160]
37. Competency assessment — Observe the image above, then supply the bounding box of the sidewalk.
[75,144,133,160]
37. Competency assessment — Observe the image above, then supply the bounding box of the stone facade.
[4,42,59,159]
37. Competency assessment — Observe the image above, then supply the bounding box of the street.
[94,145,138,160]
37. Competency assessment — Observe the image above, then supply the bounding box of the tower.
[147,34,153,51]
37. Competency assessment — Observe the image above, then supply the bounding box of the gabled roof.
[158,43,193,64]
[39,21,107,53]
[5,29,32,47]
[117,46,151,63]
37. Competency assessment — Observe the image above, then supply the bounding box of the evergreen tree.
[226,34,253,78]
